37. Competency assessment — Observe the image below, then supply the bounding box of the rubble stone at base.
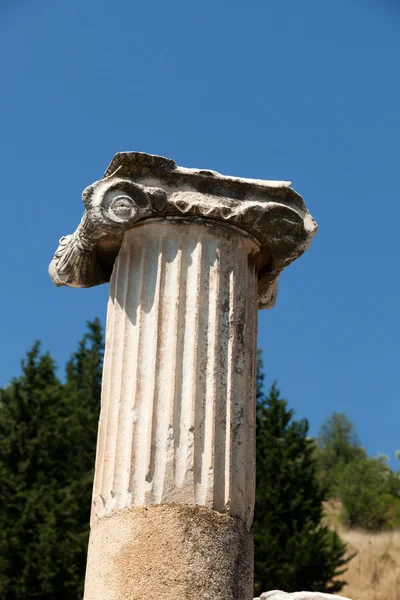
[257,591,354,600]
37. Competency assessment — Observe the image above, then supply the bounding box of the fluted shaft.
[84,217,259,600]
[91,218,259,528]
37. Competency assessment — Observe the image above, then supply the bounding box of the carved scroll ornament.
[49,152,317,309]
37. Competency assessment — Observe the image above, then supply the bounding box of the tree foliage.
[316,412,400,531]
[0,320,103,599]
[337,456,400,530]
[253,359,351,596]
[315,412,366,493]
[0,332,357,597]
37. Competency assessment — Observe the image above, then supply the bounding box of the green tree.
[60,318,104,597]
[64,317,104,480]
[0,344,72,598]
[316,412,366,493]
[337,456,400,530]
[253,361,351,595]
[0,320,103,599]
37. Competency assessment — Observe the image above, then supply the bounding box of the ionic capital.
[49,152,317,308]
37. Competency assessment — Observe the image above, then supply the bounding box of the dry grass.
[339,528,400,600]
[323,501,400,600]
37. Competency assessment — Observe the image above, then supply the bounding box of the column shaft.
[84,217,259,600]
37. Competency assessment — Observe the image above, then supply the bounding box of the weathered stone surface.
[84,504,253,600]
[49,152,318,600]
[49,151,317,309]
[82,217,259,597]
[259,592,353,600]
[91,220,258,530]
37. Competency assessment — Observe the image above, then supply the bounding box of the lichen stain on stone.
[88,504,254,600]
[111,506,190,600]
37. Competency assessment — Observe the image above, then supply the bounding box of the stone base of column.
[84,504,253,600]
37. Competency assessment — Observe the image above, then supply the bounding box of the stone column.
[49,152,317,600]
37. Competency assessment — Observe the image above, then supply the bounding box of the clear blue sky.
[1,1,399,463]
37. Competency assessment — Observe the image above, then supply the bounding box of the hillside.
[340,528,400,600]
[324,501,400,600]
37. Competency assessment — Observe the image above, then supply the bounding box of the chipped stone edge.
[49,152,318,310]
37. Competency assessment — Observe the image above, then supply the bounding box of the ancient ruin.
[49,152,317,599]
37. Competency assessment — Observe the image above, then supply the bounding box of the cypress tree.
[253,357,352,596]
[0,320,103,599]
[0,344,74,598]
[64,318,103,483]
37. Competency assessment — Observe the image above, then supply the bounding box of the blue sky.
[1,0,399,463]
